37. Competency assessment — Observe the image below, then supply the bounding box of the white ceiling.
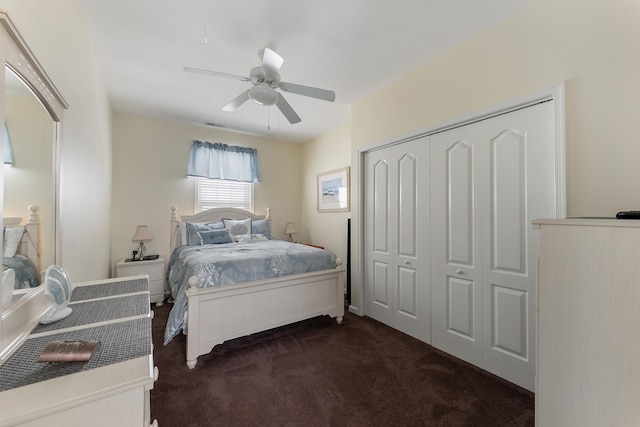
[82,0,534,142]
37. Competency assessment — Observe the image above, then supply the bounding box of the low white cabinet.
[534,219,640,426]
[116,258,166,306]
[0,276,157,427]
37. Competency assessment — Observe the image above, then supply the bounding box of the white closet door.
[431,101,556,391]
[430,123,485,367]
[364,137,430,343]
[480,101,555,391]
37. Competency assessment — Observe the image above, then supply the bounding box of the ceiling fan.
[184,48,335,124]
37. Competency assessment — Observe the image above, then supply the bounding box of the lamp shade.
[132,225,153,242]
[283,222,298,235]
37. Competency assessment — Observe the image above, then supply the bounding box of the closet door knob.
[404,260,411,265]
[456,269,463,274]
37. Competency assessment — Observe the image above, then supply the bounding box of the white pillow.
[234,233,251,243]
[3,227,24,257]
[223,218,252,241]
[236,233,269,243]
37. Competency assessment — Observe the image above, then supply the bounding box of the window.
[195,178,253,212]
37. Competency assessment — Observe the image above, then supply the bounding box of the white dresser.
[0,276,157,427]
[534,218,640,426]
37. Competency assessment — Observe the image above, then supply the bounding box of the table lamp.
[132,225,153,260]
[283,222,298,242]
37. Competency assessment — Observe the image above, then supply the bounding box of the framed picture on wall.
[317,167,350,212]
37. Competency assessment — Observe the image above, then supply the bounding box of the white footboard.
[184,263,345,369]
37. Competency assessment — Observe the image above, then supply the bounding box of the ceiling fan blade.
[222,90,250,111]
[184,67,250,82]
[276,93,301,124]
[278,81,335,102]
[258,48,284,77]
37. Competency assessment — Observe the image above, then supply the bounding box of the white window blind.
[196,178,253,212]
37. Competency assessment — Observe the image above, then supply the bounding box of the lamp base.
[137,242,147,260]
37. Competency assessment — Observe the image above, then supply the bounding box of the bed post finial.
[171,206,178,221]
[266,207,271,220]
[27,205,40,224]
[188,276,200,290]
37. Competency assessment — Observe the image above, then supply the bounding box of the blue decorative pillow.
[251,219,272,239]
[185,221,224,246]
[198,229,233,245]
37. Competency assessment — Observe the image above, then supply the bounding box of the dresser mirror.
[0,11,67,358]
[4,67,55,276]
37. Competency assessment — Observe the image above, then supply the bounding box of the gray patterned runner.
[33,293,150,334]
[70,277,148,301]
[0,317,151,392]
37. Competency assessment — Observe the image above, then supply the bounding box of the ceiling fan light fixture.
[248,83,278,106]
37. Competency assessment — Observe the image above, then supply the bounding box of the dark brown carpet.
[150,303,534,426]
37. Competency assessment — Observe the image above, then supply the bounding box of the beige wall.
[300,120,351,263]
[347,0,640,311]
[110,112,303,271]
[0,0,112,281]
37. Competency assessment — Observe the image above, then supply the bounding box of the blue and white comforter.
[164,240,336,345]
[3,254,39,289]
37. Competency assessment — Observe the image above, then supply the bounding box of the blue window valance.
[186,140,261,183]
[4,122,13,166]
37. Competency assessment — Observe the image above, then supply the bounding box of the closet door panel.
[490,129,526,273]
[398,154,418,258]
[372,261,390,309]
[397,266,417,316]
[373,160,390,254]
[364,137,430,343]
[448,142,474,265]
[447,276,475,338]
[393,142,430,342]
[481,101,556,391]
[365,154,393,325]
[491,285,527,356]
[431,125,483,366]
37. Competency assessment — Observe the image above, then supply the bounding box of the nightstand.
[304,243,325,250]
[115,257,166,306]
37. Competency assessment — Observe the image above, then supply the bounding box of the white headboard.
[170,206,270,254]
[3,205,40,272]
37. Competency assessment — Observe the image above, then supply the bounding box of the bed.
[167,206,345,369]
[3,206,41,290]
[2,206,41,311]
